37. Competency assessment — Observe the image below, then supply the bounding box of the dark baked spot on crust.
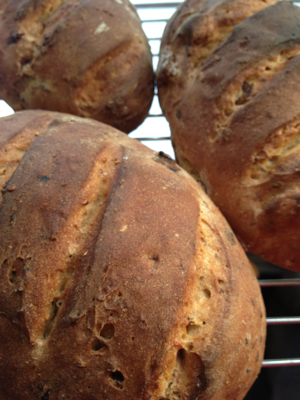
[159,151,172,160]
[41,389,50,400]
[43,36,52,47]
[109,370,124,389]
[225,229,236,246]
[153,152,180,173]
[9,270,16,283]
[38,175,49,182]
[9,212,17,223]
[7,31,24,45]
[239,36,250,49]
[21,57,32,67]
[149,253,160,263]
[8,257,25,284]
[235,81,253,105]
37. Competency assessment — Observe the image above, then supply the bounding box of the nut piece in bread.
[0,110,266,400]
[157,0,300,271]
[0,0,154,133]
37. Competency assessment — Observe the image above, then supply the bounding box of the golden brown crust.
[157,0,300,271]
[0,110,265,400]
[0,0,154,133]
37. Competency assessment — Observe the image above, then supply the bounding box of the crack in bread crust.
[247,117,300,184]
[0,116,122,347]
[157,0,276,95]
[160,208,230,400]
[210,50,300,143]
[0,115,55,205]
[13,0,70,22]
[9,0,71,73]
[40,152,119,342]
[74,40,153,132]
[149,196,265,400]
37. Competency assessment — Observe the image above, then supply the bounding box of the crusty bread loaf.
[0,0,154,133]
[157,0,300,271]
[0,110,265,399]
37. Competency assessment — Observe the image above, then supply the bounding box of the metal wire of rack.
[131,0,300,369]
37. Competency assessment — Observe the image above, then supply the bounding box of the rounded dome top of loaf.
[0,110,265,400]
[157,0,300,271]
[0,0,154,133]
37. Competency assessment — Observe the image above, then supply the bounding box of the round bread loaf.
[157,0,300,271]
[0,0,154,133]
[0,110,265,399]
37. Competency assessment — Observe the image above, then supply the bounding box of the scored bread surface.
[0,111,266,400]
[0,0,154,133]
[157,0,300,271]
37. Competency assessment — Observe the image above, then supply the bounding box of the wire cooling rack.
[131,0,300,369]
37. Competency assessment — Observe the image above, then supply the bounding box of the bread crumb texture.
[0,111,266,399]
[0,0,154,133]
[157,0,300,270]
